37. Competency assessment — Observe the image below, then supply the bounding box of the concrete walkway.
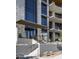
[40,43,62,56]
[39,54,62,59]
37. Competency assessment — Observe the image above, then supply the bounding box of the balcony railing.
[55,13,62,18]
[55,27,62,30]
[55,24,62,30]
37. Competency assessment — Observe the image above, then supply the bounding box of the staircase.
[16,44,38,57]
[17,38,32,44]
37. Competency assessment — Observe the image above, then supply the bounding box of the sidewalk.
[39,54,62,59]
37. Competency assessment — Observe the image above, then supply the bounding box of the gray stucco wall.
[16,0,25,21]
[40,43,61,56]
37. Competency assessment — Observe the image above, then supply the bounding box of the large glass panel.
[41,3,47,15]
[25,0,37,39]
[25,0,37,23]
[25,27,37,39]
[41,16,47,26]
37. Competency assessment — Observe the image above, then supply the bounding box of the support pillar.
[37,0,42,42]
[52,32,55,42]
[17,24,26,38]
[47,0,49,42]
[52,21,55,42]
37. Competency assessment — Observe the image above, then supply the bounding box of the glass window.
[41,3,47,15]
[25,0,37,23]
[41,16,47,26]
[25,27,37,39]
[25,0,37,39]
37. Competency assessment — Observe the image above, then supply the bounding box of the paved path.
[39,54,62,59]
[40,43,62,56]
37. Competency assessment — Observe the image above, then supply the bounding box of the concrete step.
[16,44,38,57]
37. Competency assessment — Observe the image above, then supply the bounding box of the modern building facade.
[16,0,62,58]
[49,0,62,42]
[16,0,62,43]
[16,0,49,43]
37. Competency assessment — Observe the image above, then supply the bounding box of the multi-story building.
[49,0,62,42]
[16,0,62,58]
[16,0,49,58]
[16,0,49,43]
[16,0,62,43]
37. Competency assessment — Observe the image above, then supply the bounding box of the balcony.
[49,0,62,7]
[49,23,62,32]
[49,16,62,23]
[49,2,62,14]
[49,28,62,33]
[55,27,62,30]
[49,12,62,23]
[55,13,62,18]
[55,23,62,30]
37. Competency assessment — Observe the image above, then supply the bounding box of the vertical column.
[47,0,49,42]
[17,24,26,38]
[37,0,42,42]
[16,27,18,43]
[52,32,55,42]
[16,0,26,38]
[60,32,62,41]
[28,31,29,39]
[52,22,55,41]
[53,12,55,17]
[21,25,26,38]
[52,21,55,29]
